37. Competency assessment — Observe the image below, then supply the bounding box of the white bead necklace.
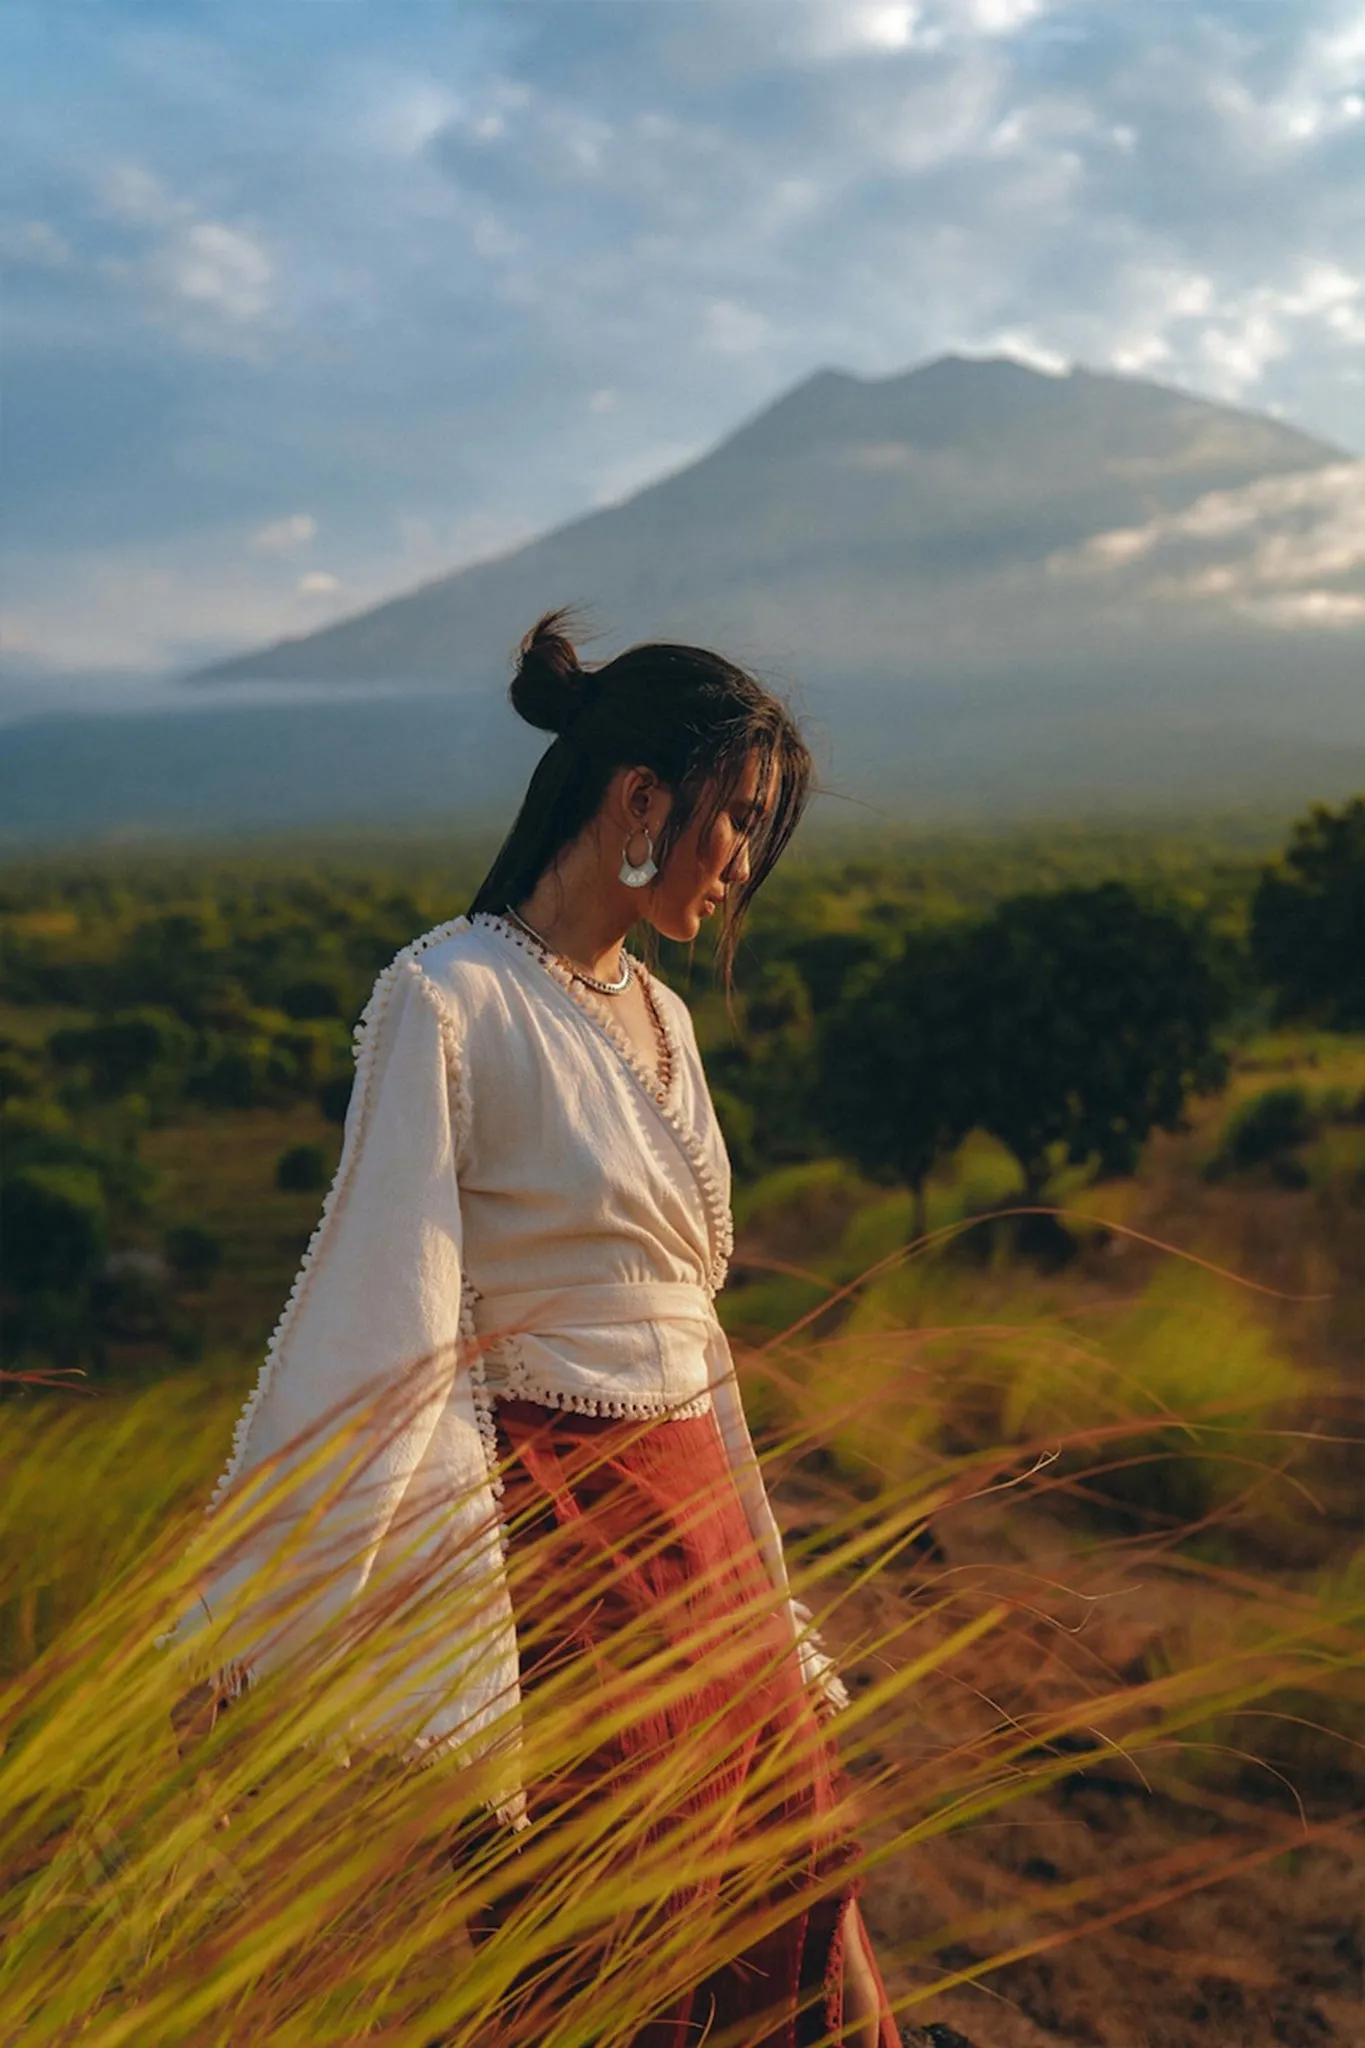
[500,904,673,1096]
[503,904,632,995]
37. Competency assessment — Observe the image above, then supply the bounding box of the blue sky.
[4,0,1365,675]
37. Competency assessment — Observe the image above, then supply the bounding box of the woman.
[166,613,900,2047]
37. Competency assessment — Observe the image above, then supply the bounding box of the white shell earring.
[620,827,658,888]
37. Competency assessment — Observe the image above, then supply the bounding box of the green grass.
[3,832,1364,2040]
[2,1281,1360,2045]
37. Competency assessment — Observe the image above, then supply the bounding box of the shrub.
[318,1073,354,1125]
[732,1157,869,1242]
[91,1264,170,1344]
[829,1257,1306,1529]
[0,1162,108,1296]
[1210,1085,1320,1178]
[280,977,344,1021]
[1003,1264,1305,1525]
[709,1086,756,1178]
[0,1035,39,1104]
[163,1223,223,1288]
[1251,794,1365,1027]
[190,1041,275,1110]
[276,1143,327,1193]
[48,1008,194,1102]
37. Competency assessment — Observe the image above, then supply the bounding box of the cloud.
[250,513,317,555]
[6,501,541,674]
[101,160,183,227]
[1244,589,1365,627]
[788,0,1048,60]
[968,331,1069,375]
[0,218,70,267]
[0,615,42,657]
[1051,461,1365,626]
[966,0,1047,32]
[1263,12,1365,145]
[6,535,379,673]
[165,220,272,321]
[795,4,927,58]
[588,440,705,508]
[702,299,771,355]
[360,79,462,159]
[96,159,276,345]
[5,0,1365,671]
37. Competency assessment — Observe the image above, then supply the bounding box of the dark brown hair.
[468,610,813,985]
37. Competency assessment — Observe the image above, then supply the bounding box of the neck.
[511,837,637,981]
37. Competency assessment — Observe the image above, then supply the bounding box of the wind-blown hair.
[468,611,814,986]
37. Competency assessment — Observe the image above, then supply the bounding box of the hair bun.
[510,609,593,737]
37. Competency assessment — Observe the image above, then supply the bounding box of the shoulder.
[351,916,513,1052]
[380,915,515,1016]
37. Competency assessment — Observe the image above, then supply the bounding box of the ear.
[619,766,672,830]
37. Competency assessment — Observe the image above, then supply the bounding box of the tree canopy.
[817,925,979,1239]
[1251,796,1365,1029]
[819,882,1232,1216]
[960,882,1233,1192]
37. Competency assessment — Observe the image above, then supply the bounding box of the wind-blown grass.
[1,1241,1361,2046]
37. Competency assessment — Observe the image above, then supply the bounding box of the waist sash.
[470,1279,715,1337]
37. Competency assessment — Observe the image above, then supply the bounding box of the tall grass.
[1,1239,1361,2045]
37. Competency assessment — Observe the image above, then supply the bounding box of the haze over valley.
[6,354,1364,843]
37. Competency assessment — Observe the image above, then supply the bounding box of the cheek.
[678,834,716,889]
[703,827,733,879]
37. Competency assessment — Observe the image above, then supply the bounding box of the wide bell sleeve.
[158,943,520,1793]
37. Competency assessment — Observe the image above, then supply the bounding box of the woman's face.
[648,752,769,944]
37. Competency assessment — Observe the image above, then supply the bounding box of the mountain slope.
[6,356,1362,846]
[191,355,1352,699]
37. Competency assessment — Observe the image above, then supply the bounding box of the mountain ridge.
[188,353,1351,691]
[6,354,1361,846]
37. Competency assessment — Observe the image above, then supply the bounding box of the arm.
[705,1318,849,1720]
[160,946,520,1793]
[669,980,849,1721]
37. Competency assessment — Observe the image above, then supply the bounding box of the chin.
[650,906,702,944]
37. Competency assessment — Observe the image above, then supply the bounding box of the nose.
[724,838,752,888]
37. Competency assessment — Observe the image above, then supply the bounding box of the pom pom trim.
[471,912,732,1294]
[202,917,475,1518]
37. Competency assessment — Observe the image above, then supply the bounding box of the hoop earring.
[620,827,658,889]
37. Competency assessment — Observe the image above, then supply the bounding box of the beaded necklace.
[503,904,631,995]
[501,904,672,1094]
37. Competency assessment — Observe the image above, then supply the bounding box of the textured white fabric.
[159,911,844,1804]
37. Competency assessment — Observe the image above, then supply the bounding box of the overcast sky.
[4,0,1365,677]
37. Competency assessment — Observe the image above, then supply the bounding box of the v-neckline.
[472,910,733,1294]
[474,910,681,1109]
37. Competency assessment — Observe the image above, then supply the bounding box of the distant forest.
[2,801,1363,1383]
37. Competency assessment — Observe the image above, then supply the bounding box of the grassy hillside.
[1,816,1361,2044]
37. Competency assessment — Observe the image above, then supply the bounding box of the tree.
[276,1143,328,1192]
[817,926,979,1242]
[705,960,823,1168]
[1251,795,1365,1027]
[962,883,1231,1195]
[0,1161,110,1366]
[1,1161,108,1296]
[164,1222,224,1289]
[48,1007,194,1102]
[781,931,886,1015]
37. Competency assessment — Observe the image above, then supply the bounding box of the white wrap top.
[160,911,843,1809]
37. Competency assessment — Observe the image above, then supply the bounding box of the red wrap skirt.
[461,1395,899,2048]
